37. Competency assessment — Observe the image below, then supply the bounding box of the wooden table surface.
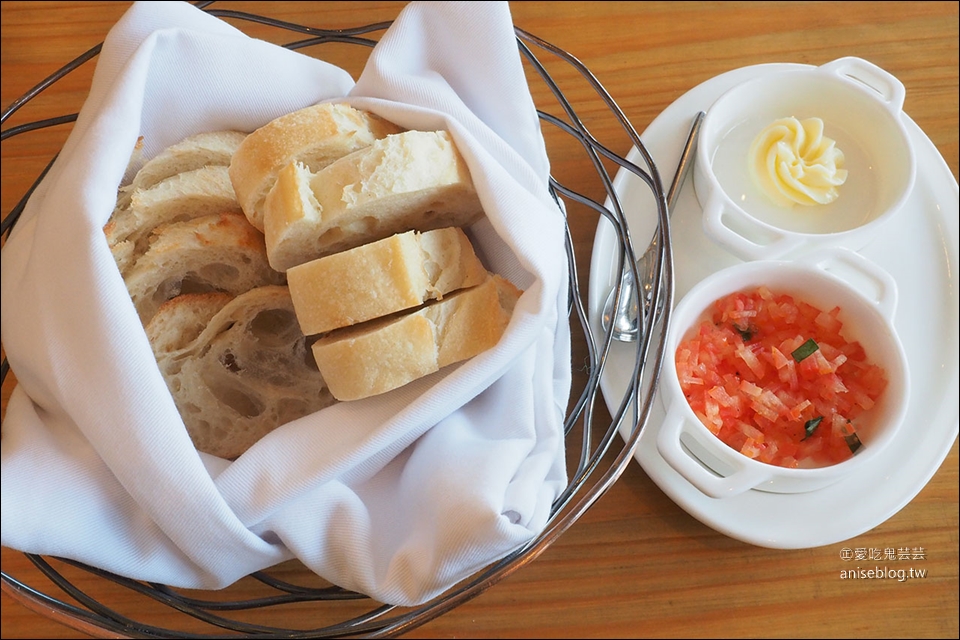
[2,1,957,638]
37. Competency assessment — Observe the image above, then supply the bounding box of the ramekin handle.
[700,187,805,261]
[656,399,773,499]
[801,247,899,321]
[820,56,906,114]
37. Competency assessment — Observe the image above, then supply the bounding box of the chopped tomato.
[675,286,887,468]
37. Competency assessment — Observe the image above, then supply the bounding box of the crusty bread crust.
[229,103,403,232]
[149,286,337,459]
[311,274,521,401]
[263,129,485,272]
[287,227,488,336]
[124,212,285,324]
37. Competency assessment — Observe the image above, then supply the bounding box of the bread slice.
[106,165,243,273]
[263,129,486,272]
[144,290,235,355]
[107,131,247,271]
[147,286,337,459]
[118,130,247,206]
[287,227,488,336]
[124,212,285,324]
[311,274,521,401]
[229,102,403,232]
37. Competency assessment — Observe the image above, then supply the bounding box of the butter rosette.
[749,116,848,207]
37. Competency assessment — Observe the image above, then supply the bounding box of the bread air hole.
[248,309,300,347]
[207,379,265,418]
[198,262,240,283]
[276,397,310,423]
[318,216,379,250]
[152,271,230,309]
[423,259,441,286]
[359,215,378,232]
[220,350,241,372]
[153,277,185,307]
[318,226,344,247]
[304,342,319,371]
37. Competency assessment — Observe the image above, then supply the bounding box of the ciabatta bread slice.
[263,129,485,272]
[311,274,521,401]
[146,286,337,459]
[229,102,403,232]
[287,227,488,336]
[124,212,284,324]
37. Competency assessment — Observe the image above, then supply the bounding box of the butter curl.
[749,117,848,207]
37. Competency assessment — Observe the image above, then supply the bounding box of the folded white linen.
[0,0,571,606]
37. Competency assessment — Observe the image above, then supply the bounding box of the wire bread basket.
[0,2,672,637]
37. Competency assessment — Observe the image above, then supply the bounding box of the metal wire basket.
[0,2,672,637]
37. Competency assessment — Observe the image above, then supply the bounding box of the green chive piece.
[845,432,863,454]
[734,324,755,341]
[802,416,823,440]
[792,338,819,362]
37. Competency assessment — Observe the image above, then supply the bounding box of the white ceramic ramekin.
[694,57,916,261]
[657,247,910,498]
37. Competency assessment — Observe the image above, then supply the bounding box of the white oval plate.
[588,63,959,549]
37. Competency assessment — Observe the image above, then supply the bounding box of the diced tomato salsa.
[675,286,888,468]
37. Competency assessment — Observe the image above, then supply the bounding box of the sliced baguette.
[118,130,247,206]
[287,226,488,336]
[124,212,285,324]
[106,165,243,273]
[108,165,241,238]
[263,129,485,272]
[311,274,521,401]
[144,291,234,355]
[147,286,336,459]
[229,102,403,232]
[107,131,246,271]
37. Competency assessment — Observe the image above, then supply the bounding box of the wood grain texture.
[2,2,957,638]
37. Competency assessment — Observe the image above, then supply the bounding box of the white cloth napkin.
[0,1,571,606]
